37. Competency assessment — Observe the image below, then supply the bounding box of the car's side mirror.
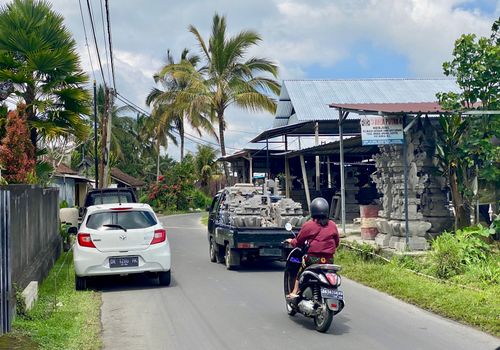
[206,206,210,212]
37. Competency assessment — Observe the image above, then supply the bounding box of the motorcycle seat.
[304,264,341,272]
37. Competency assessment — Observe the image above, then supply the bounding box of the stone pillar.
[371,118,452,251]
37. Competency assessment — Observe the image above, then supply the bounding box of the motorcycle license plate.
[109,256,139,268]
[321,287,343,300]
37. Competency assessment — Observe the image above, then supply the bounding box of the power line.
[105,0,117,90]
[114,92,240,151]
[85,0,107,85]
[77,0,96,82]
[225,128,257,135]
[99,0,112,85]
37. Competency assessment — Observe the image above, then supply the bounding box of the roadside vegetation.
[338,221,500,336]
[201,213,209,226]
[12,252,101,350]
[140,148,216,214]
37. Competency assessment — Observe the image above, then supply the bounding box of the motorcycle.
[282,222,345,333]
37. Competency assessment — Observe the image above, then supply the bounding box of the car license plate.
[321,287,343,300]
[259,248,282,256]
[109,256,139,268]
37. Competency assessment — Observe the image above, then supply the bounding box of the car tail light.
[111,207,132,211]
[151,229,166,244]
[77,233,96,248]
[326,273,339,286]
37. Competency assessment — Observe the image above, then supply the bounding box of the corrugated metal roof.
[278,78,460,123]
[272,100,294,127]
[329,102,449,114]
[272,117,289,128]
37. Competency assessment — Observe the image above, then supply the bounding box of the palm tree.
[0,0,91,152]
[163,14,281,180]
[141,107,178,182]
[194,144,220,190]
[147,49,216,161]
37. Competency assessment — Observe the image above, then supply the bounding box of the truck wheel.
[209,238,217,262]
[158,270,171,286]
[215,244,225,263]
[225,246,240,270]
[75,276,87,291]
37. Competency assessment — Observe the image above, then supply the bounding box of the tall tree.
[141,108,178,182]
[147,49,216,161]
[194,144,219,190]
[436,17,500,228]
[0,0,91,151]
[164,14,281,180]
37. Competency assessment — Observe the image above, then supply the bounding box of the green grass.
[12,251,102,350]
[200,213,209,226]
[336,247,500,336]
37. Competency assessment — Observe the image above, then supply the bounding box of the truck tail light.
[237,243,255,248]
[151,229,166,244]
[77,233,96,248]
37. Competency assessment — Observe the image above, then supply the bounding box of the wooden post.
[327,156,332,188]
[300,155,311,211]
[315,122,320,191]
[249,156,253,184]
[285,157,291,198]
[339,110,348,237]
[285,134,289,198]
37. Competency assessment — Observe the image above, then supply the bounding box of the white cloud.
[1,0,497,160]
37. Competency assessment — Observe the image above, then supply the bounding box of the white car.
[73,203,171,290]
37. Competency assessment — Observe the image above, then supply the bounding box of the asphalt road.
[99,212,499,350]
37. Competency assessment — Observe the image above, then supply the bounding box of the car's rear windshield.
[87,192,134,205]
[86,211,157,230]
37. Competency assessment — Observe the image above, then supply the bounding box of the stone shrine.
[371,118,452,250]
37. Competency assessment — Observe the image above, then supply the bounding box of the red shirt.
[290,219,340,258]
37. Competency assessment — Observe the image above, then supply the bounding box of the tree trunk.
[156,140,161,183]
[450,170,470,229]
[179,122,185,162]
[218,111,229,184]
[25,87,38,157]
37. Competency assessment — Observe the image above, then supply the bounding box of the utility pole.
[93,81,99,189]
[103,87,113,187]
[99,86,109,188]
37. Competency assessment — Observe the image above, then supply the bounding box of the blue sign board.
[360,116,404,146]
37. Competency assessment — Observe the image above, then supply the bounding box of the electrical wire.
[99,0,112,85]
[77,0,96,82]
[105,0,117,90]
[85,0,107,85]
[114,93,241,151]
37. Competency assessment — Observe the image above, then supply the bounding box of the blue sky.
[304,41,412,79]
[1,0,498,159]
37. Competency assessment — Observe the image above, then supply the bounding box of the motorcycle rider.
[285,197,340,299]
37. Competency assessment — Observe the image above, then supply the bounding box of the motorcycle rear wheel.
[314,305,333,333]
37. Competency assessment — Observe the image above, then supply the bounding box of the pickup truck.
[207,191,296,270]
[79,187,138,220]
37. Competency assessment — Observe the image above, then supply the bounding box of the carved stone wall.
[371,118,452,250]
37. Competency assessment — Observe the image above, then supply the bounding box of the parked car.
[74,203,171,290]
[79,188,138,219]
